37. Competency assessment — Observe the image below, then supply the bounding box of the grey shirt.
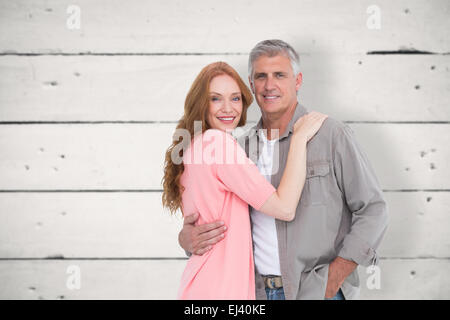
[239,103,389,300]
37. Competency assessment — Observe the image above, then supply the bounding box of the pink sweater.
[177,129,276,300]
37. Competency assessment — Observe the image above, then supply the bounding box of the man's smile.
[262,94,281,102]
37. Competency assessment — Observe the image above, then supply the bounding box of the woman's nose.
[221,100,233,113]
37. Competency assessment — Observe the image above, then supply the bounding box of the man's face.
[249,54,302,116]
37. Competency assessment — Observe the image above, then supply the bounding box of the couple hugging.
[162,39,388,300]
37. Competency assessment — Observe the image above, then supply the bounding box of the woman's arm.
[176,114,327,255]
[258,112,327,221]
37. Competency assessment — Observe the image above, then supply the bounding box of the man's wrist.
[293,131,308,143]
[330,256,357,285]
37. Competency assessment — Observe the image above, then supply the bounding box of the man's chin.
[259,101,283,114]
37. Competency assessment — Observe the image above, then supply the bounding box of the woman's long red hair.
[162,62,253,215]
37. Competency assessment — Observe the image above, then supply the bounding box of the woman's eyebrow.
[210,92,241,95]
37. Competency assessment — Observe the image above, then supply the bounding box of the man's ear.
[295,72,303,91]
[248,76,255,94]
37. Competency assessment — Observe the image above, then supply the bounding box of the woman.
[162,61,327,299]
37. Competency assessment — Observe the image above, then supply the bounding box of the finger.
[317,114,328,124]
[310,113,327,124]
[196,221,225,235]
[197,226,227,243]
[202,233,226,246]
[310,111,326,119]
[192,238,211,250]
[194,245,212,256]
[311,112,324,121]
[309,112,322,121]
[193,234,225,253]
[192,226,226,254]
[183,212,198,225]
[314,112,327,119]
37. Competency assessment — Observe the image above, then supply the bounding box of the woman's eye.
[232,96,241,101]
[211,97,220,101]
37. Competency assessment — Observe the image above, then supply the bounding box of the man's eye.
[276,73,285,78]
[255,74,265,79]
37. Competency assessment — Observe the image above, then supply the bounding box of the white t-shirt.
[250,130,281,276]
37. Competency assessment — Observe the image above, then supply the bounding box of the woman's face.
[207,74,243,132]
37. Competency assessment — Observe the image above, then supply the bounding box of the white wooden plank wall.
[0,0,449,300]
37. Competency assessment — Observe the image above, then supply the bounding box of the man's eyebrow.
[255,71,287,75]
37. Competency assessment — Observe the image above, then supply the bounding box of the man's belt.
[262,275,283,289]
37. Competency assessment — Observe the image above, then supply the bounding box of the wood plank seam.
[1,51,449,56]
[1,121,450,124]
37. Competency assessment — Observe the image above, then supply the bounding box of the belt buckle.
[266,277,274,289]
[264,276,282,289]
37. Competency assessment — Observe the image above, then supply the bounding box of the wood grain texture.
[358,259,450,300]
[0,259,448,299]
[0,0,449,54]
[0,259,186,300]
[0,193,185,259]
[0,192,448,259]
[0,123,448,190]
[0,54,448,122]
[0,0,448,300]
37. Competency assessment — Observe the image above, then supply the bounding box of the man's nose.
[264,75,276,91]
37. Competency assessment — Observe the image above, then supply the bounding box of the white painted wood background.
[0,0,449,300]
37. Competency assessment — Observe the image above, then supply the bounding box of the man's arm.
[178,213,228,256]
[325,257,357,298]
[325,124,389,298]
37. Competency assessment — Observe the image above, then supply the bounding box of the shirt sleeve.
[333,125,389,267]
[204,129,276,210]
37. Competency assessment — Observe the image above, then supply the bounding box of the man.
[178,39,388,300]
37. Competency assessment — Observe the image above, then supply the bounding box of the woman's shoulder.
[183,129,229,165]
[201,129,238,146]
[184,129,249,166]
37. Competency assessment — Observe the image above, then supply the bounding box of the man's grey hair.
[248,39,300,81]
